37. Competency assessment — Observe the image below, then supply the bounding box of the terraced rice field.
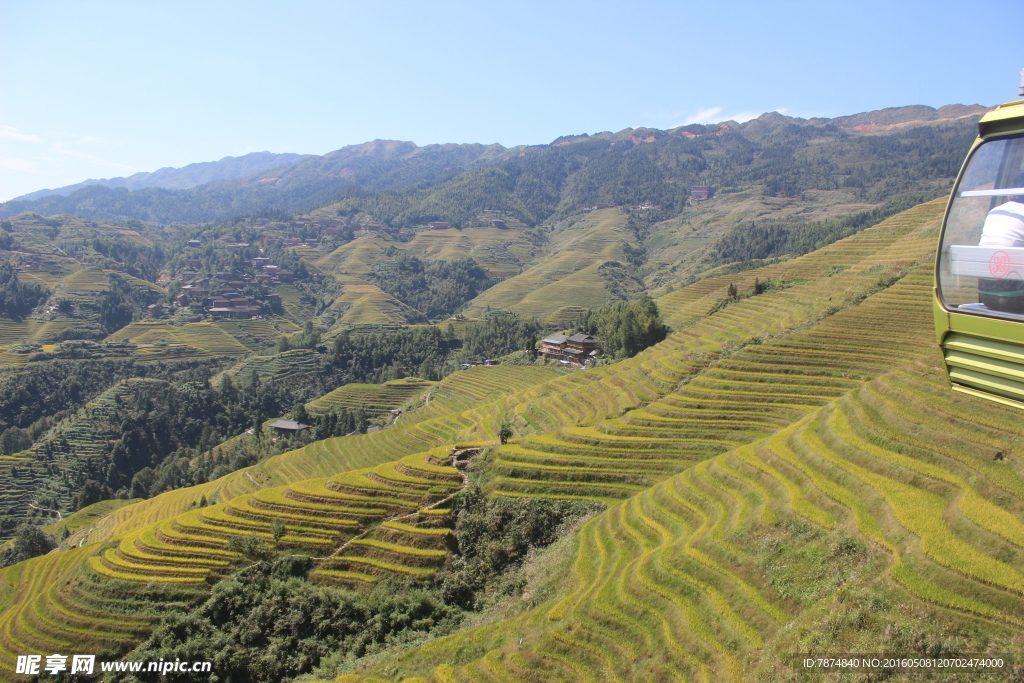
[311,227,535,324]
[415,317,487,337]
[8,199,1024,681]
[0,547,204,678]
[329,275,413,325]
[305,199,1024,681]
[43,499,133,548]
[403,359,1024,682]
[462,209,640,321]
[86,365,566,545]
[59,269,109,291]
[30,320,78,344]
[88,445,466,589]
[306,378,434,418]
[0,318,97,363]
[223,348,322,383]
[276,284,316,323]
[212,319,286,350]
[0,379,169,523]
[654,199,945,330]
[105,322,250,358]
[112,271,167,294]
[491,262,937,501]
[314,236,389,275]
[15,271,61,287]
[0,319,39,346]
[0,448,468,667]
[0,454,54,530]
[402,226,535,279]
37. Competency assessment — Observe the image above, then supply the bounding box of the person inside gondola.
[978,173,1024,313]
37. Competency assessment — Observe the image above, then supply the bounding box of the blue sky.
[1,0,1021,201]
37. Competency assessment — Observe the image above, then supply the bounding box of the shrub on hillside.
[0,261,47,320]
[0,524,56,568]
[574,296,668,359]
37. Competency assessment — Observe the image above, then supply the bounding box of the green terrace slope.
[312,202,1024,680]
[220,347,322,383]
[0,266,168,365]
[86,365,567,544]
[308,225,539,326]
[103,321,252,359]
[84,447,466,589]
[306,378,435,419]
[460,209,641,323]
[373,362,1024,682]
[0,379,169,520]
[401,225,536,280]
[75,199,946,543]
[490,232,940,501]
[653,199,944,331]
[7,199,1021,682]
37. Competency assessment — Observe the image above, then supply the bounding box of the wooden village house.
[539,333,600,366]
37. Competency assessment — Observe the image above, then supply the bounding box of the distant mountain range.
[0,104,989,225]
[13,151,315,201]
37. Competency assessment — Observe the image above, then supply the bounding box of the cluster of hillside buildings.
[152,273,276,320]
[538,332,600,366]
[155,247,298,319]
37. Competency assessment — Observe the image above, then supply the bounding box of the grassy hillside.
[307,226,539,326]
[402,226,536,280]
[104,321,251,359]
[460,209,640,323]
[4,199,1024,683]
[306,378,434,419]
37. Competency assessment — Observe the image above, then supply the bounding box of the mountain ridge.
[1,104,989,226]
[12,151,316,202]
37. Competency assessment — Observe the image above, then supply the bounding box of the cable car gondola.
[935,72,1024,407]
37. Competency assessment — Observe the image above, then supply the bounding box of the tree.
[0,427,31,455]
[289,402,311,426]
[0,261,47,320]
[0,524,56,568]
[499,419,513,445]
[74,480,109,510]
[271,519,286,544]
[98,287,135,334]
[14,525,54,557]
[227,533,263,559]
[0,230,18,251]
[574,297,668,360]
[130,467,156,499]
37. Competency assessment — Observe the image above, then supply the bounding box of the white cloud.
[0,124,42,143]
[723,111,762,124]
[684,107,724,125]
[678,106,764,126]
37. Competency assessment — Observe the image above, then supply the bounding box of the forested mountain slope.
[0,141,508,224]
[1,105,985,230]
